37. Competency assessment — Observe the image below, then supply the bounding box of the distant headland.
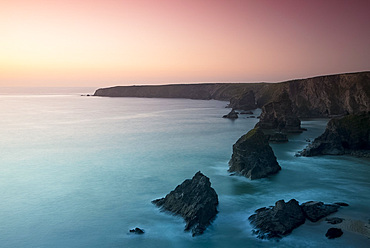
[94,71,369,118]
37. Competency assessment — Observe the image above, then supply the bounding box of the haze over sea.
[0,88,369,248]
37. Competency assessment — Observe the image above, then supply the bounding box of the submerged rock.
[152,171,218,236]
[326,217,344,224]
[301,201,340,222]
[223,109,238,119]
[326,228,343,239]
[248,199,306,239]
[299,112,370,157]
[228,128,281,179]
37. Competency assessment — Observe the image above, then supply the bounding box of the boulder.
[223,109,238,119]
[301,201,339,222]
[299,112,370,157]
[249,199,306,239]
[152,171,218,236]
[228,128,281,179]
[325,228,343,239]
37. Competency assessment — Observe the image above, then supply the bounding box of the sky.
[1,0,369,87]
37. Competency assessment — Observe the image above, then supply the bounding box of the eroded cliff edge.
[94,71,370,117]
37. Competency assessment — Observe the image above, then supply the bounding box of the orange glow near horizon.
[1,0,369,87]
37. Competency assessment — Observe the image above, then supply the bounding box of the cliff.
[299,112,370,157]
[228,128,281,179]
[94,71,370,117]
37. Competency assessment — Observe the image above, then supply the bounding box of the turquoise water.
[0,91,369,247]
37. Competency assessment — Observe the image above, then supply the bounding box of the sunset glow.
[1,0,369,87]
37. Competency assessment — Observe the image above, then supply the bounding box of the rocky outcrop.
[301,201,340,222]
[249,199,344,240]
[299,112,370,157]
[152,171,218,236]
[256,91,304,133]
[222,109,238,119]
[248,199,306,239]
[228,128,281,179]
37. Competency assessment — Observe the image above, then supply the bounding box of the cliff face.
[228,128,281,179]
[94,71,370,117]
[299,112,370,157]
[286,72,370,117]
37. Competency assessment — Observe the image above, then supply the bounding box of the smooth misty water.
[0,91,369,248]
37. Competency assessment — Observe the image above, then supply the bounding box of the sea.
[0,88,369,248]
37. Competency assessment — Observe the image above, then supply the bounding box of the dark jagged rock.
[222,109,238,119]
[256,91,304,133]
[326,217,344,224]
[129,227,144,234]
[152,171,218,236]
[326,228,343,239]
[301,201,340,222]
[249,199,306,239]
[228,128,281,179]
[299,112,370,157]
[267,132,289,143]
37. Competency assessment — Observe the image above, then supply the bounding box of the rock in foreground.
[229,128,281,179]
[152,171,218,236]
[249,199,344,240]
[248,199,306,239]
[299,112,370,157]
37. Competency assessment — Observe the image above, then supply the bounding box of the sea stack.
[228,128,281,179]
[256,90,304,133]
[152,171,218,236]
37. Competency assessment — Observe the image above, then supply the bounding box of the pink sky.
[1,0,369,87]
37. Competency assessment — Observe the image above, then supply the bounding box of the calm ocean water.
[0,89,369,247]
